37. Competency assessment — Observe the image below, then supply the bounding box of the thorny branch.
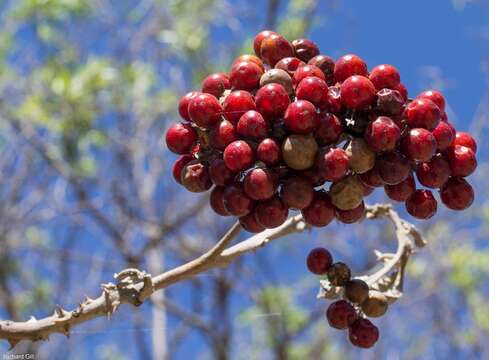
[0,204,424,348]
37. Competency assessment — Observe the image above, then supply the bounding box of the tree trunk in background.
[149,248,168,360]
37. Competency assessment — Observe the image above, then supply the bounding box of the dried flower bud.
[327,262,351,286]
[282,135,318,170]
[346,138,376,174]
[260,68,294,94]
[361,291,389,317]
[345,279,369,304]
[330,175,364,210]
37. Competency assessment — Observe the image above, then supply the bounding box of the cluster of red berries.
[165,29,477,232]
[307,247,387,348]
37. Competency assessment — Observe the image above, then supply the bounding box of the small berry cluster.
[307,248,387,348]
[165,29,477,232]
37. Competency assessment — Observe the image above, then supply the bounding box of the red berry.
[222,184,253,216]
[334,54,368,83]
[369,64,400,90]
[416,154,451,188]
[281,176,314,209]
[326,300,357,329]
[405,189,437,219]
[360,182,375,196]
[202,73,230,98]
[165,122,197,154]
[377,152,411,185]
[404,98,440,130]
[209,119,237,150]
[239,212,265,233]
[375,88,405,116]
[237,110,270,139]
[316,112,343,145]
[259,33,294,66]
[308,55,335,85]
[364,116,400,152]
[336,201,365,224]
[233,54,265,72]
[432,121,455,151]
[257,138,281,165]
[188,93,223,128]
[453,131,477,153]
[317,148,349,182]
[255,197,288,228]
[172,154,193,185]
[284,100,318,134]
[253,30,277,56]
[223,140,254,171]
[292,64,325,86]
[229,61,263,91]
[208,158,235,186]
[243,168,276,200]
[340,75,376,110]
[181,161,212,193]
[359,166,385,187]
[296,76,329,110]
[275,57,305,77]
[301,191,335,227]
[210,187,230,216]
[417,89,446,111]
[307,247,333,275]
[384,173,415,202]
[325,85,343,113]
[440,177,474,210]
[445,145,477,177]
[291,38,320,62]
[396,83,408,101]
[223,90,256,124]
[401,128,437,162]
[349,318,379,348]
[255,83,290,119]
[178,91,201,121]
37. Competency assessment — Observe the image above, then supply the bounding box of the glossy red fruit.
[440,177,474,210]
[292,64,325,86]
[275,57,305,77]
[417,90,446,111]
[281,176,314,209]
[172,155,193,184]
[243,168,276,200]
[253,30,277,56]
[445,145,477,177]
[233,54,265,72]
[208,159,235,186]
[181,161,212,193]
[210,187,230,216]
[239,212,265,233]
[364,116,400,152]
[377,152,410,185]
[396,83,408,101]
[334,54,368,83]
[401,128,437,162]
[326,300,357,330]
[336,201,365,224]
[202,73,230,98]
[405,189,437,219]
[360,182,375,196]
[255,83,290,119]
[178,91,201,121]
[229,61,263,91]
[188,93,223,128]
[325,86,343,113]
[291,38,320,62]
[359,166,385,187]
[340,76,376,110]
[416,154,451,188]
[165,123,197,154]
[296,76,329,110]
[384,173,415,202]
[349,318,379,349]
[284,100,318,134]
[432,121,455,151]
[222,184,253,216]
[369,64,400,90]
[260,33,294,66]
[308,55,335,85]
[301,191,335,227]
[317,148,349,182]
[223,90,256,124]
[307,247,333,275]
[404,98,440,130]
[255,197,289,228]
[209,119,236,149]
[375,88,405,116]
[237,110,269,139]
[453,131,477,153]
[316,113,343,145]
[257,138,281,165]
[223,140,254,171]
